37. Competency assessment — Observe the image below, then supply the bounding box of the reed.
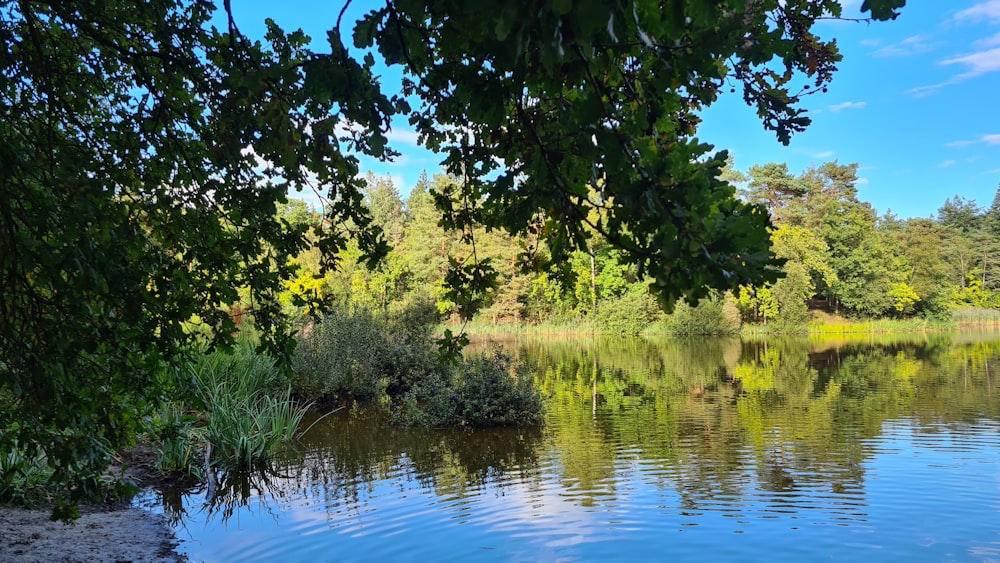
[455,319,596,337]
[738,316,956,336]
[193,340,308,470]
[203,385,306,471]
[807,317,953,333]
[154,338,308,475]
[952,306,1000,327]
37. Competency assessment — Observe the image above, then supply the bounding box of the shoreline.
[0,499,185,562]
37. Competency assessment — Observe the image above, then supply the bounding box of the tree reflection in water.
[154,332,1000,532]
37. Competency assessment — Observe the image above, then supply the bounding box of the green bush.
[292,299,449,402]
[292,305,395,401]
[293,304,544,427]
[663,293,740,335]
[394,348,544,427]
[385,292,441,342]
[594,286,660,335]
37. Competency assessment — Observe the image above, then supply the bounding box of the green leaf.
[353,10,385,48]
[861,0,906,20]
[552,0,573,16]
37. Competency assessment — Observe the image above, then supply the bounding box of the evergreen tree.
[937,195,983,234]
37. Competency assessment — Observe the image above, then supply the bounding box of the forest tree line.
[277,163,1000,334]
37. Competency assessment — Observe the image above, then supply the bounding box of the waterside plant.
[292,303,544,427]
[152,338,309,479]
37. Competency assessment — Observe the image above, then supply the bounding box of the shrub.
[292,299,449,402]
[594,286,660,335]
[385,293,440,342]
[293,304,544,427]
[394,348,544,427]
[291,305,394,401]
[663,293,740,335]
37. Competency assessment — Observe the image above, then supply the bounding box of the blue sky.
[230,0,1000,219]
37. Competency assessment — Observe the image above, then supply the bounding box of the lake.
[139,333,1000,561]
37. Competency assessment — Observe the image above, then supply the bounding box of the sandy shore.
[0,504,185,562]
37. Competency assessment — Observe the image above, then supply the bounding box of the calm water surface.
[140,334,1000,561]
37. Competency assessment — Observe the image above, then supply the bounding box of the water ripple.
[152,340,1000,562]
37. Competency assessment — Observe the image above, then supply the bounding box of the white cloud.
[828,101,868,112]
[856,177,870,185]
[956,0,1000,23]
[385,127,421,146]
[974,32,1000,49]
[814,150,836,158]
[940,159,957,168]
[945,135,1000,147]
[906,82,947,97]
[941,47,1000,78]
[907,47,1000,96]
[872,34,942,57]
[905,5,1000,97]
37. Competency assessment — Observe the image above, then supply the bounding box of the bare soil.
[0,504,185,562]
[0,445,188,562]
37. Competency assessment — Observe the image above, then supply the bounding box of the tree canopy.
[0,0,904,510]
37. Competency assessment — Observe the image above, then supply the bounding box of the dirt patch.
[1,444,190,562]
[0,503,185,562]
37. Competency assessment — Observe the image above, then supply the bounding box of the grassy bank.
[740,317,955,336]
[952,306,1000,329]
[454,307,1000,338]
[455,319,597,338]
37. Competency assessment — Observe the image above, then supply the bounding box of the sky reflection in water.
[142,334,1000,562]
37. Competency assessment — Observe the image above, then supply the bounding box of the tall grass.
[203,386,305,471]
[952,306,1000,328]
[150,402,203,478]
[153,339,309,476]
[808,317,953,333]
[458,318,596,337]
[191,339,309,471]
[740,316,956,336]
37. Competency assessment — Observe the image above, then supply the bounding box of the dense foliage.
[309,171,1000,334]
[0,0,392,513]
[291,304,543,427]
[737,165,1000,327]
[1,0,904,510]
